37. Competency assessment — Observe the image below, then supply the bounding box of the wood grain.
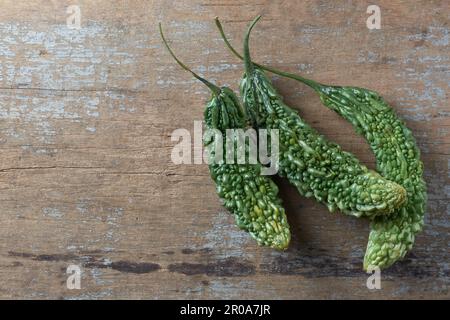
[0,0,448,299]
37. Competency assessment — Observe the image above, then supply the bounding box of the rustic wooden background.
[0,0,448,300]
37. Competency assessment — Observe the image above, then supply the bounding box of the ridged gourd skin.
[238,17,407,219]
[214,17,426,269]
[204,88,291,250]
[159,24,290,250]
[315,86,426,269]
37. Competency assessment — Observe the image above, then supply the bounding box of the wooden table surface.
[0,0,448,299]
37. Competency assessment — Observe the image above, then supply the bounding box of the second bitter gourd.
[234,17,407,219]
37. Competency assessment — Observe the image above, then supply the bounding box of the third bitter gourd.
[319,86,427,270]
[229,17,407,219]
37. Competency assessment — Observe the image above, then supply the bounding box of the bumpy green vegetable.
[215,17,427,269]
[318,87,427,270]
[160,23,291,249]
[229,17,407,219]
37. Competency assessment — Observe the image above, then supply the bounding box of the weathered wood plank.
[0,0,448,299]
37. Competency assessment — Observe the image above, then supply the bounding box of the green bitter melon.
[232,16,407,219]
[160,23,291,249]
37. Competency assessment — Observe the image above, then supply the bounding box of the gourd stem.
[215,17,322,91]
[159,23,221,96]
[243,16,261,76]
[215,17,242,61]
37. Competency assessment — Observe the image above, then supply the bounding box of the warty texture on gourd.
[215,17,427,269]
[322,87,427,270]
[159,23,291,249]
[232,16,407,219]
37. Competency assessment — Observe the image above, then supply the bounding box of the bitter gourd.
[160,23,291,249]
[229,16,407,219]
[318,87,427,270]
[215,17,427,269]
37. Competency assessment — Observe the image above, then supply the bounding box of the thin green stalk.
[215,17,321,91]
[243,16,261,75]
[159,23,221,96]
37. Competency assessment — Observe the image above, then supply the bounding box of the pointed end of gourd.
[363,258,370,272]
[363,246,379,272]
[271,231,291,251]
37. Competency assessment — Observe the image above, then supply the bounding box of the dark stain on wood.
[8,252,34,259]
[8,251,78,262]
[109,261,161,274]
[8,251,160,274]
[260,253,363,278]
[84,260,161,274]
[259,250,445,279]
[181,248,213,254]
[168,257,256,277]
[7,248,446,279]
